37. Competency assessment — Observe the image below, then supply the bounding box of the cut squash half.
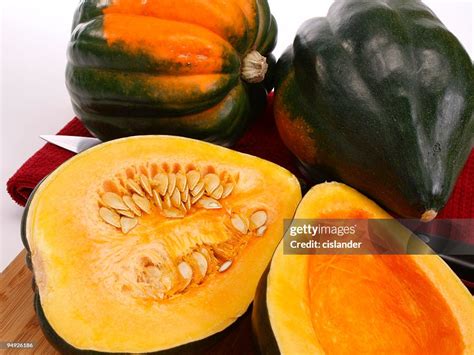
[22,136,301,353]
[253,182,474,355]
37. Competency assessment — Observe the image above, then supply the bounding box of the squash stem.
[241,50,268,84]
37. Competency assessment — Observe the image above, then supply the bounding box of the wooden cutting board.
[0,250,257,354]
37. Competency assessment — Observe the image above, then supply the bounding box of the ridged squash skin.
[274,0,474,219]
[67,0,277,145]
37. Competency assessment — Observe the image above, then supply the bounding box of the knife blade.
[40,135,101,153]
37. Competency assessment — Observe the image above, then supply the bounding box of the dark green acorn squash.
[67,0,277,145]
[274,0,474,220]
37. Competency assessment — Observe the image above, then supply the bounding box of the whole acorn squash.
[274,0,474,220]
[252,182,474,354]
[67,0,277,145]
[22,136,301,353]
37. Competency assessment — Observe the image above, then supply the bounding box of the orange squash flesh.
[262,182,474,355]
[308,255,463,354]
[25,136,301,352]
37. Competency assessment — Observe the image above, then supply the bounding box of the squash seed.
[231,214,249,234]
[185,198,191,211]
[178,261,193,288]
[117,209,135,218]
[186,170,200,191]
[168,173,176,195]
[256,225,267,237]
[221,183,234,199]
[122,195,142,216]
[218,260,232,273]
[120,217,138,234]
[176,173,187,192]
[192,252,208,278]
[204,173,220,195]
[210,185,224,200]
[132,193,151,214]
[170,188,181,208]
[154,173,168,196]
[191,189,205,204]
[200,247,210,258]
[102,192,128,211]
[127,179,144,196]
[99,207,121,228]
[197,197,222,210]
[152,189,163,210]
[181,189,189,203]
[191,181,205,197]
[250,210,267,230]
[139,174,152,196]
[162,208,185,219]
[163,194,172,209]
[179,202,187,215]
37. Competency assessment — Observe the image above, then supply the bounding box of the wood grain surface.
[1,250,258,354]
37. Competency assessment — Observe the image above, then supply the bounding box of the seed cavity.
[97,165,268,244]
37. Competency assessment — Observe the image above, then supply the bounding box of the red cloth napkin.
[7,96,473,220]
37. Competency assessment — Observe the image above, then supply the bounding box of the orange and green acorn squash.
[274,0,474,220]
[252,182,474,354]
[67,0,277,145]
[21,136,301,353]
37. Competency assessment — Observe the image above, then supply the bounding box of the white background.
[1,0,473,270]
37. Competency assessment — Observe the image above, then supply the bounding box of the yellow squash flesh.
[26,136,301,353]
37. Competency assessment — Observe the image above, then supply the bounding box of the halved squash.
[253,182,474,354]
[22,136,301,353]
